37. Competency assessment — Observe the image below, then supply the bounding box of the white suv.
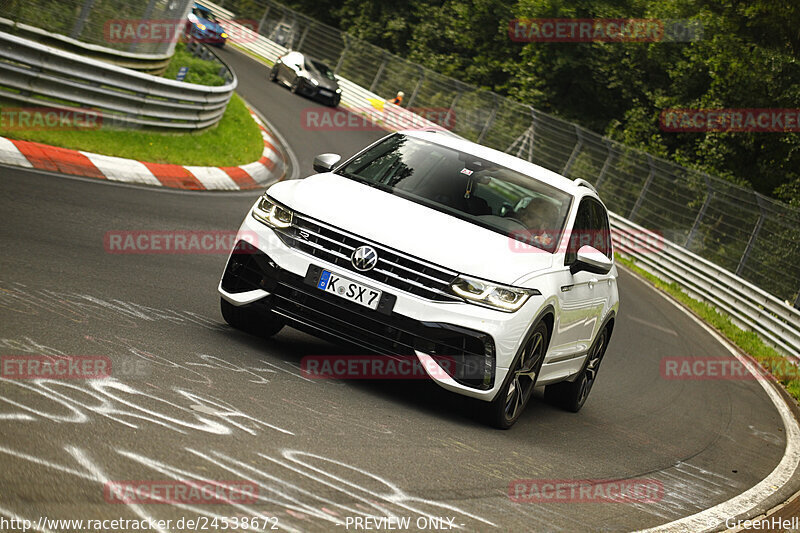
[219,131,619,428]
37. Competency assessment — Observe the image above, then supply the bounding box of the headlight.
[335,88,342,94]
[252,195,293,228]
[450,275,539,312]
[220,32,228,38]
[309,78,319,86]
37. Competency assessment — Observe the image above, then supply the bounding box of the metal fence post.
[70,0,96,40]
[594,139,617,190]
[406,68,425,108]
[529,110,538,162]
[562,125,584,175]
[128,0,159,54]
[736,196,766,276]
[296,24,311,51]
[257,6,271,35]
[507,125,531,158]
[628,155,655,219]
[444,90,461,130]
[334,35,351,74]
[476,93,499,144]
[685,177,713,249]
[369,53,389,93]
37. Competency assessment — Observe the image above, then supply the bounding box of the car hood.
[267,173,555,286]
[196,16,224,34]
[310,75,339,91]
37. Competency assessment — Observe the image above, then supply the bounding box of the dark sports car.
[270,51,341,107]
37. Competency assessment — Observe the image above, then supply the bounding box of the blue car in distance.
[187,3,228,47]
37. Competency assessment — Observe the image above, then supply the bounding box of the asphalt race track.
[0,47,794,532]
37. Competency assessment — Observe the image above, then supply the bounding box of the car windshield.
[193,7,217,22]
[336,134,572,252]
[310,60,336,81]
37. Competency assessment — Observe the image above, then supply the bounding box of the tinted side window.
[565,199,592,265]
[590,201,612,258]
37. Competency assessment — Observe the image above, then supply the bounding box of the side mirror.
[313,153,341,173]
[570,245,612,275]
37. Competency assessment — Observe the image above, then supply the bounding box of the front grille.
[273,213,461,302]
[221,245,494,389]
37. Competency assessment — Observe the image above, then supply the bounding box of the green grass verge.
[0,93,263,166]
[616,254,800,402]
[163,42,227,86]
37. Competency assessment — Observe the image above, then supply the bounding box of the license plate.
[317,270,382,310]
[319,89,333,96]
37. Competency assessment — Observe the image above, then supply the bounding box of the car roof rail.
[574,178,598,194]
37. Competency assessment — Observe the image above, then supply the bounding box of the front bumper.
[219,211,544,401]
[299,83,340,106]
[191,27,227,46]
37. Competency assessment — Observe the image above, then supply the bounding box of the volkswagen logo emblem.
[351,245,378,272]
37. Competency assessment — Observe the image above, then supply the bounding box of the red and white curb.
[0,109,284,191]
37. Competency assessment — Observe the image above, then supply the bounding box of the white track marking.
[624,269,800,532]
[79,152,161,186]
[183,166,240,190]
[0,138,33,168]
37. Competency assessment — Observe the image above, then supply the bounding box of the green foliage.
[163,43,227,86]
[0,93,263,166]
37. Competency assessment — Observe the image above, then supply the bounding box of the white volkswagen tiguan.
[219,131,619,428]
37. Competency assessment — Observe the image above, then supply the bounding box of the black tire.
[484,320,549,429]
[220,297,284,338]
[545,326,610,412]
[290,77,302,94]
[269,66,278,82]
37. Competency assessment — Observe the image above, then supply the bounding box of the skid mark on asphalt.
[0,376,293,435]
[626,315,679,336]
[0,444,495,532]
[0,281,223,330]
[626,462,741,520]
[280,397,393,437]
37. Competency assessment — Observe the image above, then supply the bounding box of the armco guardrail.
[610,214,800,361]
[0,31,236,130]
[219,11,800,360]
[0,18,172,74]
